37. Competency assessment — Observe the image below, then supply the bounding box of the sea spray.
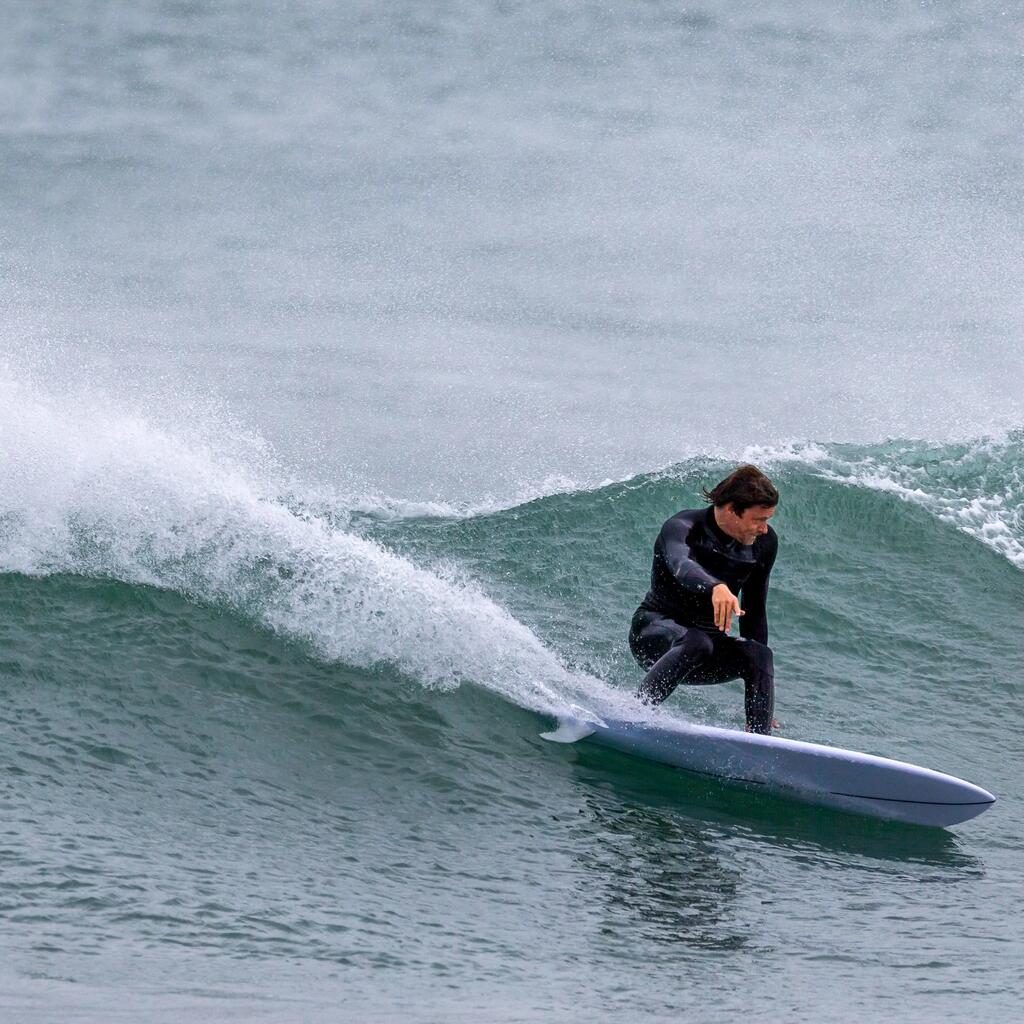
[0,375,616,716]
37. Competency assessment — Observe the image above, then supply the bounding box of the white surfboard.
[541,707,995,828]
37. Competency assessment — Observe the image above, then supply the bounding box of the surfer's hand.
[712,583,743,632]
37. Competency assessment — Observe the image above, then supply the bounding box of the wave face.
[2,382,1023,1021]
[6,374,1022,717]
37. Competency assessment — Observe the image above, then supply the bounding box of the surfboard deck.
[541,709,995,828]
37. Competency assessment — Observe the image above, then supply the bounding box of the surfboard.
[541,706,995,827]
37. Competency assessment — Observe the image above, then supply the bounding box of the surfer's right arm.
[657,515,722,595]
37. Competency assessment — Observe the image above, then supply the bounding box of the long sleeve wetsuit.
[629,506,778,733]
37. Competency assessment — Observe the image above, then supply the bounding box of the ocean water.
[2,2,1023,1021]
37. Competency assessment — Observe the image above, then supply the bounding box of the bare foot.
[745,718,782,733]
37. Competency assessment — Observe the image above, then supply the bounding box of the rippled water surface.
[2,1,1023,1021]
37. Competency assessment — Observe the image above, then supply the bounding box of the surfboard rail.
[542,711,995,828]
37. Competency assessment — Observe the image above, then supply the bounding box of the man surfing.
[629,465,780,734]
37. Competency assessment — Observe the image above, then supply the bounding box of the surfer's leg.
[666,634,775,733]
[722,639,775,734]
[630,611,715,705]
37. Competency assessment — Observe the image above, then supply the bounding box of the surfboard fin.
[540,704,605,744]
[540,717,597,743]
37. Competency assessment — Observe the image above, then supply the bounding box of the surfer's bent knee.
[676,628,714,660]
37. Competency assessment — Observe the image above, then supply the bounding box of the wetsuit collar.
[705,505,732,544]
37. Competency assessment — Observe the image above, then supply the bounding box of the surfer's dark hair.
[703,465,779,513]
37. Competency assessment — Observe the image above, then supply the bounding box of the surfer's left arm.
[739,533,778,645]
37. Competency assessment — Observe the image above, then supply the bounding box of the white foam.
[319,472,592,522]
[752,436,1024,571]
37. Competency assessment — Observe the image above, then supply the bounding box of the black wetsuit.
[629,506,778,733]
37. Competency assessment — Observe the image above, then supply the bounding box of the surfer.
[629,465,779,734]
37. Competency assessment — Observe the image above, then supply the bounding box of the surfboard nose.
[968,783,996,806]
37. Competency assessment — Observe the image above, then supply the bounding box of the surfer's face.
[719,503,775,545]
